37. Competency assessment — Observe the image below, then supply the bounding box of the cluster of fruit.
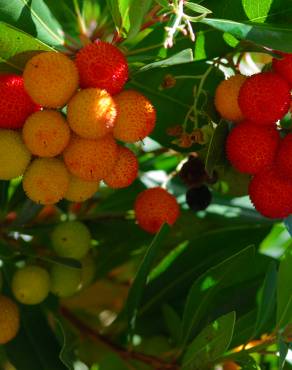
[0,220,95,344]
[215,52,292,219]
[0,41,156,204]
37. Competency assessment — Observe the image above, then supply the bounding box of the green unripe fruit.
[81,255,96,288]
[51,221,91,260]
[50,264,81,298]
[12,266,50,305]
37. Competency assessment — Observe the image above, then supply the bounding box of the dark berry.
[186,186,212,211]
[179,156,207,187]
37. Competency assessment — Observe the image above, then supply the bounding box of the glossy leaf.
[0,21,53,73]
[202,18,292,53]
[126,223,170,332]
[277,247,292,328]
[180,246,255,347]
[182,311,235,369]
[0,0,64,46]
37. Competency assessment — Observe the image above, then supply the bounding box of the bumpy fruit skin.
[275,134,292,180]
[214,74,246,122]
[23,51,79,108]
[103,146,138,188]
[238,72,290,125]
[226,121,280,174]
[23,110,70,157]
[75,41,128,95]
[50,264,81,298]
[67,88,116,139]
[63,135,118,181]
[51,221,91,260]
[0,295,20,344]
[273,53,292,86]
[0,74,39,129]
[249,167,292,218]
[65,175,99,202]
[23,158,69,205]
[12,266,50,305]
[0,130,31,180]
[113,90,156,143]
[134,187,180,234]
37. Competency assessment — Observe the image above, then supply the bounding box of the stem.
[164,0,185,48]
[73,0,89,39]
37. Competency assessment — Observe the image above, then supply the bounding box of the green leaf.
[242,0,273,23]
[205,120,229,175]
[0,21,53,73]
[184,2,212,14]
[180,245,255,347]
[106,0,122,29]
[98,352,129,370]
[0,0,64,46]
[140,224,271,317]
[279,338,289,369]
[254,262,277,336]
[6,306,67,370]
[162,304,182,344]
[128,0,152,40]
[138,49,194,72]
[277,247,292,328]
[182,311,235,369]
[202,18,292,53]
[126,223,170,333]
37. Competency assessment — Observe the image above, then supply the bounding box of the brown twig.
[60,306,179,369]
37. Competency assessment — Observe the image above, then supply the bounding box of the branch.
[60,307,179,369]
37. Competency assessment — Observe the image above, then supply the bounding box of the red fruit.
[238,72,290,125]
[249,167,292,218]
[275,133,292,180]
[75,41,128,95]
[0,74,39,129]
[273,52,292,86]
[134,187,180,234]
[226,121,280,174]
[103,146,138,189]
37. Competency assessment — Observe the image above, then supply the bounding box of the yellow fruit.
[223,361,240,370]
[12,265,50,305]
[0,130,31,180]
[63,135,118,181]
[51,221,91,260]
[113,90,156,143]
[0,295,20,344]
[67,88,116,139]
[81,255,96,288]
[50,264,81,298]
[64,175,99,202]
[23,158,69,205]
[214,74,246,122]
[23,51,79,108]
[22,110,70,157]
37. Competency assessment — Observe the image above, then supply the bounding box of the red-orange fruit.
[275,133,292,180]
[214,74,246,122]
[103,146,138,188]
[238,72,290,125]
[249,167,292,219]
[63,135,118,182]
[113,90,156,143]
[226,121,280,174]
[0,74,39,129]
[75,41,128,95]
[67,88,116,139]
[134,187,180,234]
[273,52,292,86]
